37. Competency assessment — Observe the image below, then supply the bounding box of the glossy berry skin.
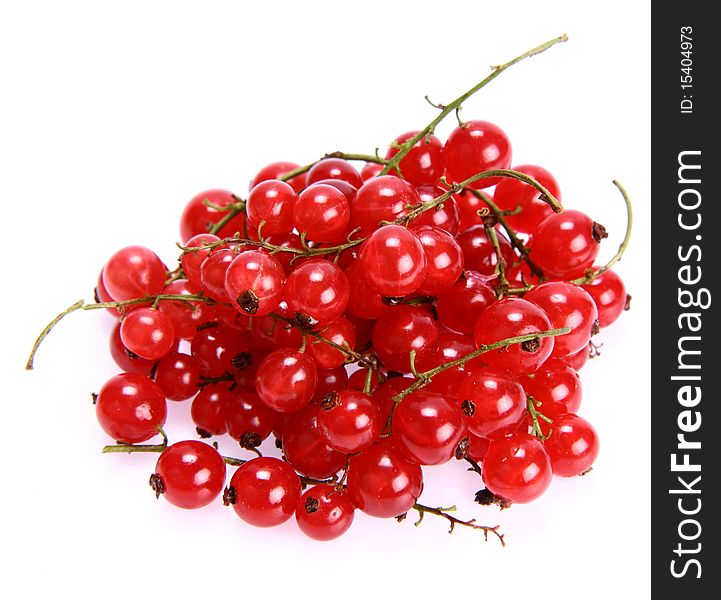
[284,259,349,324]
[293,184,351,244]
[191,382,232,436]
[372,376,414,421]
[412,225,464,296]
[250,161,307,194]
[436,271,496,335]
[562,345,590,371]
[372,305,439,373]
[307,158,363,189]
[506,197,556,236]
[493,164,561,214]
[582,268,628,327]
[225,390,277,445]
[154,352,201,401]
[444,120,512,189]
[525,282,599,357]
[467,433,490,463]
[343,262,390,320]
[456,370,527,439]
[246,179,297,236]
[102,245,167,302]
[531,210,603,279]
[225,250,286,317]
[317,390,381,454]
[385,131,444,186]
[200,248,236,302]
[190,323,249,378]
[180,189,246,240]
[346,439,423,518]
[392,390,467,465]
[482,434,553,503]
[109,321,156,375]
[96,373,167,444]
[351,176,418,235]
[255,348,317,413]
[473,298,555,375]
[412,185,460,236]
[458,225,516,277]
[120,308,176,361]
[543,413,600,477]
[251,302,303,350]
[153,441,226,509]
[415,329,479,397]
[455,189,489,231]
[158,279,214,340]
[296,485,355,541]
[311,178,358,203]
[313,366,350,401]
[309,317,356,369]
[281,405,346,479]
[228,457,301,527]
[181,233,221,287]
[357,225,427,298]
[361,162,383,181]
[520,358,582,416]
[95,271,121,316]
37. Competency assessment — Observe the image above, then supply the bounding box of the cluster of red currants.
[84,115,629,542]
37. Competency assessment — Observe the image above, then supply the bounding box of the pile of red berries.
[29,38,631,542]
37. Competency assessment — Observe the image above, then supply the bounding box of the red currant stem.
[464,456,484,478]
[164,265,186,285]
[484,224,511,295]
[569,180,633,284]
[381,34,568,176]
[25,293,213,370]
[410,503,505,544]
[469,189,544,279]
[527,396,553,441]
[362,367,375,395]
[278,152,388,182]
[207,196,246,236]
[398,169,562,228]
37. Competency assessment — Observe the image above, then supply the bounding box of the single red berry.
[317,390,381,454]
[385,131,444,186]
[371,305,439,373]
[505,196,556,235]
[158,279,214,341]
[225,250,286,317]
[307,158,363,188]
[296,484,355,541]
[412,225,464,296]
[191,382,233,436]
[228,457,301,527]
[246,179,297,236]
[180,189,245,240]
[154,351,201,401]
[519,358,582,416]
[482,433,552,503]
[255,348,317,413]
[582,268,628,327]
[293,184,351,244]
[444,120,512,189]
[458,225,516,277]
[95,373,166,444]
[313,366,350,401]
[562,345,591,371]
[436,271,496,335]
[309,317,356,369]
[102,245,167,302]
[284,259,350,324]
[372,376,415,422]
[190,322,250,378]
[467,433,490,463]
[109,321,157,375]
[225,389,277,446]
[543,413,599,477]
[343,261,391,320]
[410,185,460,236]
[350,175,418,235]
[181,233,221,287]
[250,161,307,194]
[346,439,423,518]
[199,247,236,302]
[361,162,383,181]
[152,440,226,509]
[415,329,480,397]
[493,164,561,214]
[120,307,176,361]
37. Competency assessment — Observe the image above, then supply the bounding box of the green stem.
[208,197,247,236]
[381,34,568,176]
[410,503,505,544]
[485,224,511,295]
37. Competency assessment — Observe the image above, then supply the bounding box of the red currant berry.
[525,282,599,357]
[520,358,582,416]
[296,484,355,541]
[458,225,516,277]
[250,302,304,350]
[152,440,226,509]
[181,233,221,287]
[530,210,605,279]
[317,390,381,454]
[415,329,480,397]
[456,370,527,439]
[436,271,496,336]
[467,433,490,463]
[493,164,561,214]
[311,178,358,203]
[346,439,423,518]
[95,271,121,316]
[250,161,307,194]
[191,382,232,436]
[385,131,444,186]
[412,225,464,296]
[505,196,556,235]
[246,179,297,236]
[255,348,317,412]
[444,120,512,189]
[371,305,439,373]
[313,366,349,401]
[455,188,490,231]
[281,405,346,479]
[307,158,362,189]
[102,245,167,302]
[284,259,350,324]
[96,373,166,444]
[109,321,156,375]
[120,308,176,361]
[225,390,277,447]
[309,317,356,369]
[582,268,628,327]
[473,298,555,375]
[199,247,236,302]
[351,176,418,235]
[410,185,460,236]
[158,279,213,340]
[392,390,467,465]
[543,413,599,477]
[225,250,286,317]
[343,262,391,320]
[154,351,201,401]
[180,189,245,240]
[190,323,249,378]
[228,457,301,527]
[482,434,552,503]
[562,345,590,371]
[293,184,351,244]
[357,225,427,298]
[372,376,415,421]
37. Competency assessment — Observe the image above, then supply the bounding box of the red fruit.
[228,457,301,527]
[199,248,236,302]
[309,317,356,369]
[361,162,384,181]
[154,352,201,401]
[180,189,245,240]
[414,329,479,397]
[109,321,156,375]
[313,366,350,401]
[582,268,628,327]
[458,225,516,277]
[95,373,166,444]
[152,441,226,509]
[225,390,277,446]
[255,348,317,413]
[493,164,561,214]
[351,175,418,235]
[562,345,590,371]
[95,271,121,316]
[482,434,552,503]
[190,323,249,378]
[520,358,582,416]
[467,433,490,463]
[296,485,355,541]
[412,225,464,296]
[307,158,363,189]
[191,382,232,436]
[246,179,297,236]
[120,308,176,361]
[385,131,444,186]
[444,120,512,189]
[357,225,427,298]
[293,184,351,244]
[181,233,221,287]
[411,185,460,236]
[372,376,414,422]
[344,262,391,320]
[543,413,600,477]
[392,390,467,465]
[102,245,167,302]
[225,250,286,317]
[158,279,213,341]
[317,390,382,454]
[372,305,439,373]
[436,271,496,335]
[346,439,423,518]
[250,161,307,194]
[284,259,350,324]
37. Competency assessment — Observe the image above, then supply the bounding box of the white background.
[1,2,651,598]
